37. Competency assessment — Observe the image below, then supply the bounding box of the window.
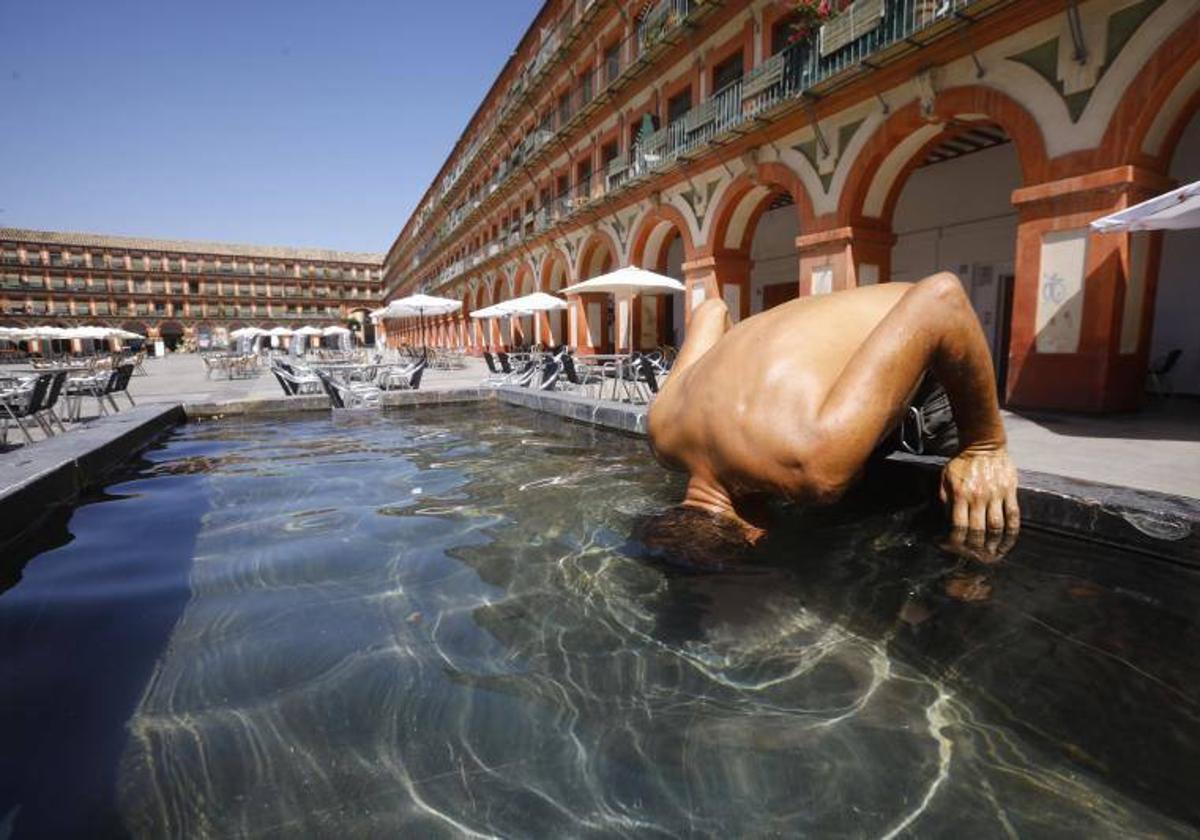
[50,252,65,267]
[576,159,593,197]
[25,249,42,265]
[604,42,621,84]
[712,52,744,93]
[1,249,17,264]
[558,91,571,126]
[168,258,182,272]
[602,140,620,167]
[668,89,692,125]
[556,174,570,199]
[580,72,593,105]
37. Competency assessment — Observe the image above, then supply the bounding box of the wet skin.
[647,273,1020,539]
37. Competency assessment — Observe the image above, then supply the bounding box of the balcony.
[407,0,979,294]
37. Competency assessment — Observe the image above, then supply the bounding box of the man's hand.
[938,447,1020,532]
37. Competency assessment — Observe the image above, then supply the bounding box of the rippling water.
[2,405,1199,838]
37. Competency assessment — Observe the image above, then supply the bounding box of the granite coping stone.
[497,387,1199,566]
[2,385,1196,566]
[0,403,183,548]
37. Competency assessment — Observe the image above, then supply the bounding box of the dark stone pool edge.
[494,387,1200,568]
[1,387,1196,567]
[0,403,185,549]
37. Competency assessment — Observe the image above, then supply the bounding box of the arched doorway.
[630,207,695,349]
[159,321,184,351]
[348,309,375,347]
[888,123,1020,385]
[574,232,619,353]
[540,250,571,348]
[708,163,814,324]
[510,264,535,349]
[1149,110,1200,395]
[121,321,149,350]
[748,191,802,315]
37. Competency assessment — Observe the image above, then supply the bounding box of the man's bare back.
[642,273,1018,567]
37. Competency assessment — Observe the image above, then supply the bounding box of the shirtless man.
[642,272,1019,568]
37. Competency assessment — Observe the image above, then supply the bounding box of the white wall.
[891,143,1020,283]
[1152,113,1200,396]
[749,203,801,314]
[667,235,685,346]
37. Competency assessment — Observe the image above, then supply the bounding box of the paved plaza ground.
[3,352,1198,501]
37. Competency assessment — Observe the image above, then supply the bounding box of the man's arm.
[808,272,1018,532]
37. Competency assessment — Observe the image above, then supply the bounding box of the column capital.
[681,252,752,275]
[795,225,896,254]
[1011,165,1174,209]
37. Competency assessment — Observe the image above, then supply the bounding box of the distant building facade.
[381,0,1200,411]
[0,228,383,349]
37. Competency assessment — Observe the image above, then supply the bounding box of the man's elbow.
[918,272,970,309]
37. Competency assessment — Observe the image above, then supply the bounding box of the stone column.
[1005,165,1173,411]
[681,253,752,323]
[571,293,607,354]
[794,225,896,295]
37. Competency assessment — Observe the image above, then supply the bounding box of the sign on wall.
[722,284,741,323]
[811,266,834,295]
[1036,229,1089,354]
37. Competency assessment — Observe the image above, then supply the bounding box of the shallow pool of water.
[2,405,1198,837]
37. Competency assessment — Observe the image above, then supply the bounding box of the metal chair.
[1148,349,1182,397]
[1,373,54,443]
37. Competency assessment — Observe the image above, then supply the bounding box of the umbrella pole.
[420,310,428,359]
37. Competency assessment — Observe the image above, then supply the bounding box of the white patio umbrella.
[385,293,463,356]
[498,291,568,313]
[267,326,292,349]
[1092,180,1200,233]
[561,266,685,351]
[469,303,525,350]
[497,291,568,347]
[323,324,353,351]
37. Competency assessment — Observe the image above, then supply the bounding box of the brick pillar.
[794,225,896,295]
[571,293,607,354]
[681,253,752,323]
[1006,165,1172,412]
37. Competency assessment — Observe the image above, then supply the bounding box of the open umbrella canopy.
[1092,180,1200,233]
[268,326,293,336]
[322,325,352,336]
[560,266,685,296]
[229,327,262,338]
[470,303,518,319]
[500,291,568,312]
[384,293,462,317]
[293,325,323,336]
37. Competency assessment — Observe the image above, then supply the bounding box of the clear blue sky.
[0,0,542,254]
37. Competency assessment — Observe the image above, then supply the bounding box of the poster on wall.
[1035,229,1089,354]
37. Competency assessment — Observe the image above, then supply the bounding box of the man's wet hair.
[635,505,755,571]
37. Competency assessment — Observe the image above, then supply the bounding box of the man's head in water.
[636,505,758,570]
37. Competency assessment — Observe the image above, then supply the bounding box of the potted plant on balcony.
[783,0,838,43]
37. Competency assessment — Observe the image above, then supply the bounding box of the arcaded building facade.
[1,229,383,349]
[381,0,1200,411]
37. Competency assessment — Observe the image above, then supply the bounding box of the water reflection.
[4,406,1198,837]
